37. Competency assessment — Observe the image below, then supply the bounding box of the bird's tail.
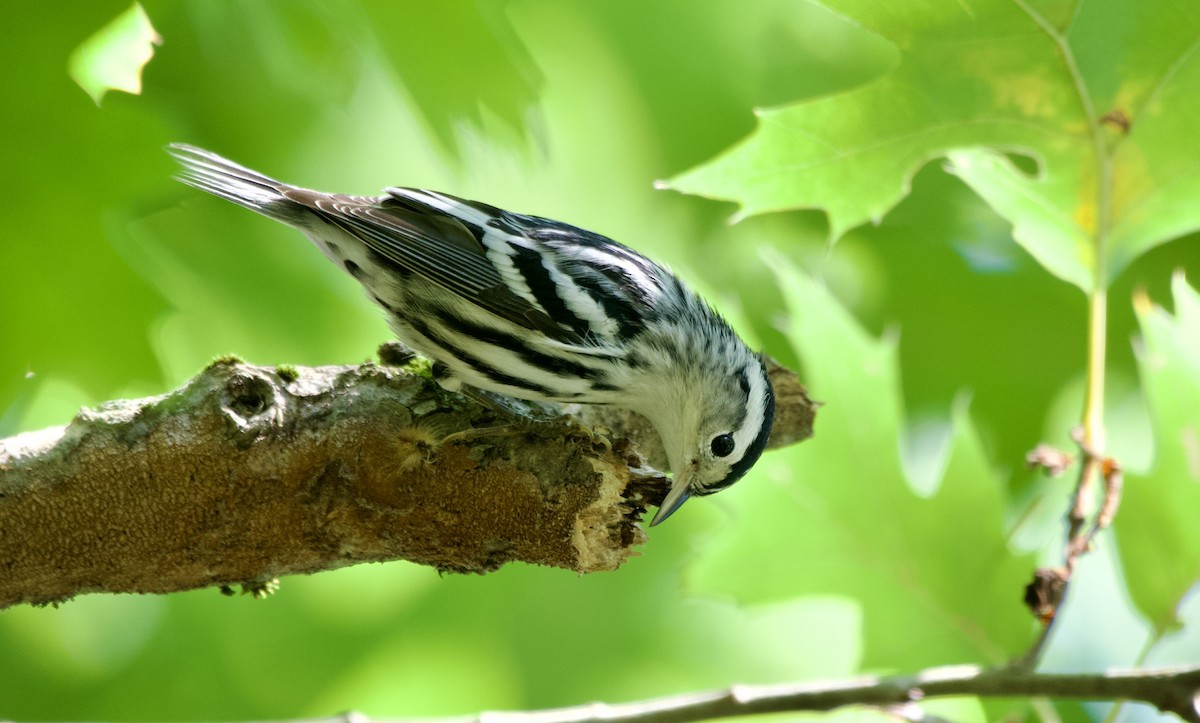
[167,144,306,225]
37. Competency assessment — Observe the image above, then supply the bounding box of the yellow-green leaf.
[665,0,1200,292]
[68,3,161,105]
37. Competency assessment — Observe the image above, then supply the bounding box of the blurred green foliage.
[2,2,1199,722]
[692,261,1035,671]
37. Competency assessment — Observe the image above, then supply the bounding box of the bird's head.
[648,354,775,526]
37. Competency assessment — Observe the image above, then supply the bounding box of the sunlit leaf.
[665,0,1200,291]
[68,3,161,105]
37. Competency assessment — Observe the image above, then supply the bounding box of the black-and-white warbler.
[168,144,775,525]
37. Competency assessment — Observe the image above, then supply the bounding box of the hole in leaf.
[1002,151,1041,180]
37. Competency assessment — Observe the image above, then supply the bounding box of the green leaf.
[664,0,1200,291]
[1118,273,1200,632]
[688,256,1036,669]
[68,3,160,105]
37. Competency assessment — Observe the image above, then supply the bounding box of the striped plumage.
[168,144,774,525]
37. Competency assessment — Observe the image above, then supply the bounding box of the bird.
[168,144,775,526]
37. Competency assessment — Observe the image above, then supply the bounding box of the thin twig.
[1065,427,1124,573]
[295,665,1200,723]
[1026,444,1074,477]
[1020,428,1125,668]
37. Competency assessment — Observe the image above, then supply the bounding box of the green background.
[3,2,1199,721]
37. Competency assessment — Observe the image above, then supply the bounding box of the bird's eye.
[710,433,736,458]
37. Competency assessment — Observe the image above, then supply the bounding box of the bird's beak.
[650,474,692,526]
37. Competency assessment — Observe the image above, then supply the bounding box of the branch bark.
[488,665,1200,722]
[227,664,1200,723]
[0,354,816,609]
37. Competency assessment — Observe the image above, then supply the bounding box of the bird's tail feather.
[167,144,305,225]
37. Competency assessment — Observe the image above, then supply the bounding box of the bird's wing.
[295,187,665,350]
[283,188,571,343]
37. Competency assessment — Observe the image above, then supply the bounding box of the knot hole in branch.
[220,371,282,433]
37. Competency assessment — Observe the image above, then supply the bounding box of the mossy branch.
[0,353,816,609]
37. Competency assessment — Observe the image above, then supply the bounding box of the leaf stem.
[1074,0,1116,561]
[1015,0,1113,435]
[1084,98,1113,453]
[1011,0,1112,441]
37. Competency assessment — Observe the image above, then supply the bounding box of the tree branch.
[278,665,1200,723]
[0,353,816,609]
